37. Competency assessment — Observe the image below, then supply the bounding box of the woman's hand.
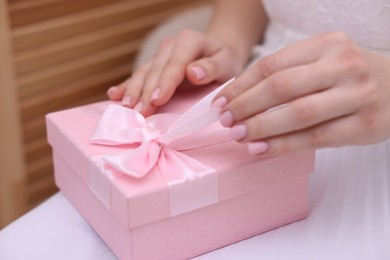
[213,32,390,155]
[107,0,267,117]
[107,30,243,117]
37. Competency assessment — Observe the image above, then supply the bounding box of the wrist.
[206,0,267,68]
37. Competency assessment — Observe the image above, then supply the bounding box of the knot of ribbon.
[89,79,234,181]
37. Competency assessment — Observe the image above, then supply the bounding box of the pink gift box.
[46,84,315,260]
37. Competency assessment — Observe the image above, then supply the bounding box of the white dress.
[254,0,390,57]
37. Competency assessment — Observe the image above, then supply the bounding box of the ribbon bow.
[90,79,234,181]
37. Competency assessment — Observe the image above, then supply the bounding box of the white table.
[1,143,390,260]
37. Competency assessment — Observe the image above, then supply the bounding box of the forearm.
[207,0,268,66]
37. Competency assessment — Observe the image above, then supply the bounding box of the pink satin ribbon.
[90,78,234,182]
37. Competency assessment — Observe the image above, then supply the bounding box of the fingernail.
[134,101,144,112]
[248,142,269,155]
[107,86,117,96]
[220,110,234,127]
[190,66,206,80]
[230,124,247,141]
[151,88,161,102]
[121,96,131,106]
[212,96,227,108]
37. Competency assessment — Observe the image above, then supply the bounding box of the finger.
[121,62,152,108]
[153,30,221,106]
[107,83,126,101]
[186,48,242,85]
[214,33,329,104]
[229,87,361,142]
[137,103,157,118]
[223,61,341,125]
[247,115,362,156]
[138,37,175,111]
[212,63,266,109]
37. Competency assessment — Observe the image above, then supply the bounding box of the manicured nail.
[134,101,144,112]
[190,66,206,80]
[230,124,247,141]
[212,96,227,108]
[121,96,131,106]
[107,86,117,96]
[151,88,161,102]
[248,142,269,155]
[220,110,234,127]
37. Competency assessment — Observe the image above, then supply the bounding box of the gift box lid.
[46,83,315,230]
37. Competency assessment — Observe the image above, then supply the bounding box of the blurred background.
[0,0,211,228]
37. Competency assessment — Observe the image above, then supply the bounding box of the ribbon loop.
[102,141,161,178]
[90,105,161,144]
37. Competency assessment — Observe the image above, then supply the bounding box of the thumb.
[186,50,241,85]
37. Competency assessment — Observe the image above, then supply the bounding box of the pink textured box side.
[54,150,308,260]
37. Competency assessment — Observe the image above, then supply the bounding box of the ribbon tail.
[102,141,161,178]
[159,78,235,144]
[158,149,215,181]
[158,148,218,216]
[168,127,231,151]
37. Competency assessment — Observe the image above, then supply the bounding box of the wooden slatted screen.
[0,0,210,228]
[0,0,27,229]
